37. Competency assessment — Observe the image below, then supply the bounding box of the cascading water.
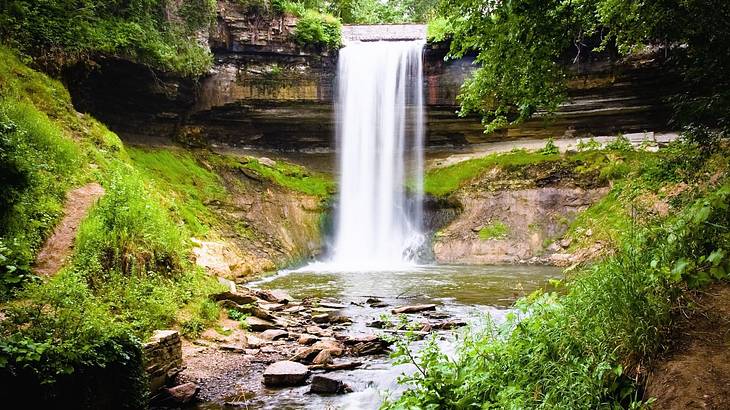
[326,40,426,271]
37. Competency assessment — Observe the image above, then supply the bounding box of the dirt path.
[33,182,105,276]
[644,283,730,409]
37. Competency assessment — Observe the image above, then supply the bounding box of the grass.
[128,147,227,236]
[478,221,509,240]
[211,154,334,198]
[424,149,560,196]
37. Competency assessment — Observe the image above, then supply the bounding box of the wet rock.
[343,334,379,345]
[165,382,200,404]
[365,297,381,304]
[319,302,347,309]
[392,304,437,314]
[256,289,293,304]
[298,334,319,345]
[261,329,289,341]
[309,375,351,394]
[367,319,385,328]
[262,361,309,386]
[290,347,320,363]
[420,323,433,332]
[246,316,277,331]
[434,320,468,330]
[350,337,392,356]
[211,290,257,306]
[424,311,449,319]
[310,360,363,371]
[311,349,332,365]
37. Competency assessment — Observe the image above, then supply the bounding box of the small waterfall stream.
[328,40,426,270]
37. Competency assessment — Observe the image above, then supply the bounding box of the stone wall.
[143,330,183,393]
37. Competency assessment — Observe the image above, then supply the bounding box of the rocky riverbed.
[164,265,560,409]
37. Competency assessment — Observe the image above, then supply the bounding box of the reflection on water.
[200,264,562,409]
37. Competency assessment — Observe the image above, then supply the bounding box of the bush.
[292,10,342,49]
[539,137,560,155]
[426,16,452,42]
[0,273,147,409]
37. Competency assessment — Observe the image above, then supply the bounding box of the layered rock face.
[64,1,677,149]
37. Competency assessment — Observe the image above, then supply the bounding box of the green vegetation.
[129,148,227,236]
[0,46,224,406]
[212,155,334,198]
[478,221,509,240]
[387,134,730,409]
[424,149,560,196]
[0,0,215,76]
[292,9,343,49]
[538,137,559,155]
[435,0,730,133]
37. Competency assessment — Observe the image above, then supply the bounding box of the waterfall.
[327,40,426,271]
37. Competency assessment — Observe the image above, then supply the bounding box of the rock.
[343,334,379,345]
[261,329,289,341]
[420,323,432,332]
[311,349,332,365]
[252,306,278,322]
[306,325,333,338]
[434,320,467,330]
[312,313,331,323]
[365,297,382,304]
[424,311,449,319]
[220,344,246,353]
[312,340,344,356]
[310,360,363,371]
[165,382,200,404]
[319,302,347,309]
[212,290,257,306]
[256,289,293,304]
[246,316,277,331]
[351,338,392,356]
[298,334,319,345]
[309,375,350,395]
[585,228,593,237]
[260,303,285,312]
[392,304,437,314]
[284,305,305,314]
[367,320,385,328]
[246,335,265,349]
[217,277,237,293]
[290,347,320,363]
[262,361,309,386]
[259,157,276,167]
[559,238,573,248]
[370,302,389,308]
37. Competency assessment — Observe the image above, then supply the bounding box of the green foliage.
[539,137,560,155]
[129,148,227,236]
[0,0,214,76]
[293,9,342,49]
[478,221,509,240]
[73,165,185,282]
[437,0,730,133]
[0,272,147,408]
[424,149,559,196]
[606,135,634,152]
[389,134,730,410]
[426,16,452,42]
[577,137,602,151]
[273,0,307,16]
[330,0,438,23]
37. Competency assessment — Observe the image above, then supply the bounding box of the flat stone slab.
[263,361,309,386]
[392,304,437,314]
[260,329,288,341]
[246,316,277,331]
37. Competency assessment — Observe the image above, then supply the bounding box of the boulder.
[290,347,320,363]
[392,304,437,314]
[312,340,344,356]
[309,375,351,395]
[165,382,200,404]
[211,290,257,305]
[246,316,277,331]
[259,157,276,167]
[261,329,289,341]
[256,289,293,304]
[311,349,332,365]
[298,334,319,345]
[262,361,309,386]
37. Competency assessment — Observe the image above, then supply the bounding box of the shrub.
[426,16,452,42]
[292,10,342,49]
[606,135,634,152]
[539,137,560,155]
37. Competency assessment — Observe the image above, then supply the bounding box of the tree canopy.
[434,0,730,133]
